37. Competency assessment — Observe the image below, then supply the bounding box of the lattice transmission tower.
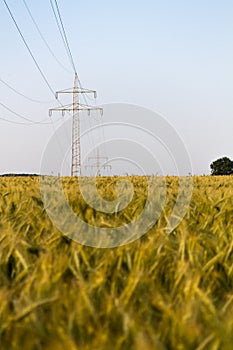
[85,148,112,176]
[49,73,103,176]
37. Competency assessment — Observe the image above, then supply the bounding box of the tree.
[210,157,233,175]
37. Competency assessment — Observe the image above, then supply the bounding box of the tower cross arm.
[49,105,103,116]
[56,88,97,94]
[55,88,98,99]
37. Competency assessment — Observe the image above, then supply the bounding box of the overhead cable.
[0,101,59,124]
[0,77,52,104]
[3,0,55,96]
[53,0,77,73]
[22,0,71,74]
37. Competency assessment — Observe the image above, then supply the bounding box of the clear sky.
[0,0,232,175]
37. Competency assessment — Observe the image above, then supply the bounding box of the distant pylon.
[49,73,103,176]
[85,148,112,176]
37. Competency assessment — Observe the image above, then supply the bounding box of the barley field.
[0,175,233,350]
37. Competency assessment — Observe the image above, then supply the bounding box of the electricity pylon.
[85,148,112,176]
[49,73,103,176]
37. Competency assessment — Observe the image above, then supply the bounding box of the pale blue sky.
[0,0,232,174]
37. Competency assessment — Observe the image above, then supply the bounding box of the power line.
[2,2,71,125]
[0,101,60,125]
[21,0,71,74]
[2,0,71,170]
[0,115,35,125]
[49,0,90,105]
[0,113,62,126]
[49,0,74,73]
[0,77,52,104]
[3,0,55,97]
[53,0,77,74]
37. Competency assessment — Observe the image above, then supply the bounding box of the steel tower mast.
[49,73,103,176]
[72,73,80,176]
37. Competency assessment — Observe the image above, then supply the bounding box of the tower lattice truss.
[49,74,103,176]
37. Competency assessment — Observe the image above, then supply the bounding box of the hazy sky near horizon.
[0,0,232,175]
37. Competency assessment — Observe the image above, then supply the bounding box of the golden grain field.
[0,175,233,350]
